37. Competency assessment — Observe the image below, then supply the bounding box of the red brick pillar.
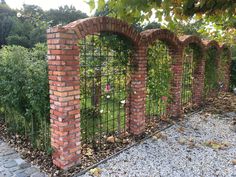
[47,26,81,169]
[168,47,184,118]
[192,55,206,107]
[129,45,147,135]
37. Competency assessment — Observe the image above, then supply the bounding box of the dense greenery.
[231,60,236,89]
[0,2,87,48]
[0,44,50,151]
[181,47,194,107]
[230,45,236,89]
[146,41,172,117]
[88,0,236,44]
[0,1,88,150]
[204,47,219,97]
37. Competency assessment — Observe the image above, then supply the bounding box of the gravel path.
[79,112,236,177]
[0,140,47,177]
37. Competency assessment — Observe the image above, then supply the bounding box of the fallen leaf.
[153,133,167,140]
[85,148,93,156]
[115,137,121,143]
[232,160,236,165]
[187,142,196,149]
[122,139,129,144]
[119,131,130,138]
[188,137,194,142]
[90,168,102,176]
[178,137,186,145]
[177,127,185,133]
[106,136,115,143]
[204,140,229,150]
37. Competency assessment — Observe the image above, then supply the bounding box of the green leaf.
[97,0,105,11]
[88,0,95,11]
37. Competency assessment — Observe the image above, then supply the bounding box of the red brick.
[48,16,229,170]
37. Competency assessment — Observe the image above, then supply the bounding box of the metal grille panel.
[79,33,132,146]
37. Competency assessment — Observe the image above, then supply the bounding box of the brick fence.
[47,16,231,169]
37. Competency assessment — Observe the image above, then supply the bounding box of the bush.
[0,44,50,151]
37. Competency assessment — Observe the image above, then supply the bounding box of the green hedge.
[0,44,51,152]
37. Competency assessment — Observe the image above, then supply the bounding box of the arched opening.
[204,46,219,98]
[146,40,173,124]
[219,47,231,91]
[79,32,133,147]
[181,44,203,111]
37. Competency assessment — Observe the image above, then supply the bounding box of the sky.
[5,0,91,15]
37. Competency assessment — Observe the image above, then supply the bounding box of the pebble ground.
[1,112,235,177]
[80,112,236,177]
[0,140,47,177]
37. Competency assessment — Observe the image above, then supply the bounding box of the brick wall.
[47,16,232,169]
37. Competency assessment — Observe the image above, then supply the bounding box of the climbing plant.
[204,47,219,97]
[146,41,172,120]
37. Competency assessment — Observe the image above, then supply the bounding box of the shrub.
[0,44,50,151]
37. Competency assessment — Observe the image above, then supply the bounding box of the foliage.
[181,47,194,106]
[204,47,218,97]
[231,45,236,89]
[87,0,236,44]
[0,2,87,48]
[0,2,15,46]
[230,60,236,89]
[81,107,101,120]
[147,41,172,98]
[0,44,50,151]
[45,5,87,26]
[218,49,230,86]
[146,41,172,116]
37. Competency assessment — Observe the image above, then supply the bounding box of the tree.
[45,5,87,26]
[88,0,236,43]
[0,2,15,47]
[0,2,88,48]
[1,0,6,4]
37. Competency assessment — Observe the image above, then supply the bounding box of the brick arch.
[141,29,181,49]
[63,16,141,44]
[202,39,220,52]
[141,29,183,118]
[62,17,146,136]
[202,39,220,68]
[179,35,206,108]
[220,43,231,54]
[179,35,205,53]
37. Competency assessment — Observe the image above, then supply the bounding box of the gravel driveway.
[79,112,236,177]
